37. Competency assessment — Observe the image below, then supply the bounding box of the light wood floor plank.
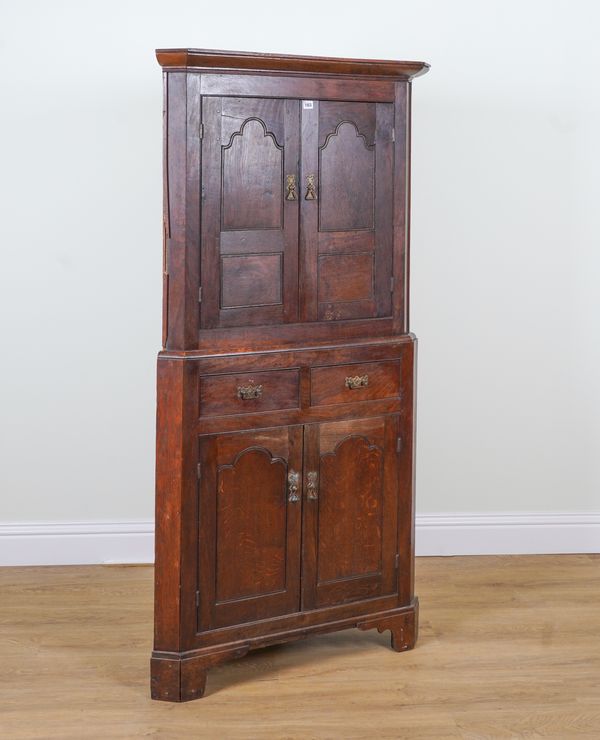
[0,555,599,738]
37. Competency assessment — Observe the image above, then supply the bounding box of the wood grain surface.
[1,555,599,738]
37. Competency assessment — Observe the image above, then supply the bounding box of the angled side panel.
[163,72,201,349]
[154,356,199,651]
[154,358,185,650]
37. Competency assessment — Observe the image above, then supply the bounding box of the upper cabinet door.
[300,101,394,322]
[201,97,300,328]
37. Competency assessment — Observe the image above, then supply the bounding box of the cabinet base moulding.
[151,599,418,702]
[357,598,418,652]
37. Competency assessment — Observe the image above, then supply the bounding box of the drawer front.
[200,369,300,417]
[310,360,400,406]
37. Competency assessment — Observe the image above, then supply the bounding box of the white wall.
[1,1,599,557]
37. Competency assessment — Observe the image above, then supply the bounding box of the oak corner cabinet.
[151,48,430,702]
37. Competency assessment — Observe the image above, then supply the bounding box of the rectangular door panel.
[198,426,302,630]
[302,416,399,610]
[201,97,300,328]
[300,101,394,323]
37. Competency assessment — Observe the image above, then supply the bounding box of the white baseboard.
[1,513,599,566]
[416,512,600,556]
[0,521,155,566]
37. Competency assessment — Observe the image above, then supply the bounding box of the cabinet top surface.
[155,48,430,79]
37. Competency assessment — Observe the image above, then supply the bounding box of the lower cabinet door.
[198,426,303,630]
[302,416,400,610]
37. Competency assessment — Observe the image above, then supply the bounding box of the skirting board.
[416,513,600,557]
[1,513,599,566]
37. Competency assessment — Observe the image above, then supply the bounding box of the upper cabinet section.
[157,50,429,351]
[200,96,393,330]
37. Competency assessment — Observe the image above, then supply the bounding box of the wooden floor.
[1,556,599,739]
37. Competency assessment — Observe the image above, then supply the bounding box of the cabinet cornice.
[156,48,430,80]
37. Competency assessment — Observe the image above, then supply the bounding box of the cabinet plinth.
[153,48,428,701]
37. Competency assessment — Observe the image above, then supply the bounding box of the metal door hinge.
[390,276,394,293]
[395,553,400,569]
[391,127,395,143]
[198,287,202,303]
[197,463,202,479]
[396,436,402,453]
[195,590,200,607]
[199,123,204,139]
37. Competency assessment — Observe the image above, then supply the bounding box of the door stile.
[392,81,409,333]
[283,98,301,324]
[199,96,223,329]
[301,423,319,610]
[285,425,304,615]
[197,434,218,632]
[381,414,400,596]
[299,100,319,322]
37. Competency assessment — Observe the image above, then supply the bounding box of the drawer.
[200,369,300,417]
[310,360,400,406]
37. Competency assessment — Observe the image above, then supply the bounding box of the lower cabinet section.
[197,417,400,631]
[152,338,417,701]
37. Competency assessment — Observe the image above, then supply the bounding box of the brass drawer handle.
[288,471,300,503]
[285,174,297,201]
[307,471,318,500]
[345,375,369,390]
[237,382,263,400]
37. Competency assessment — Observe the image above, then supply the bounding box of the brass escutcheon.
[305,174,317,200]
[288,471,300,503]
[285,174,297,201]
[307,471,318,500]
